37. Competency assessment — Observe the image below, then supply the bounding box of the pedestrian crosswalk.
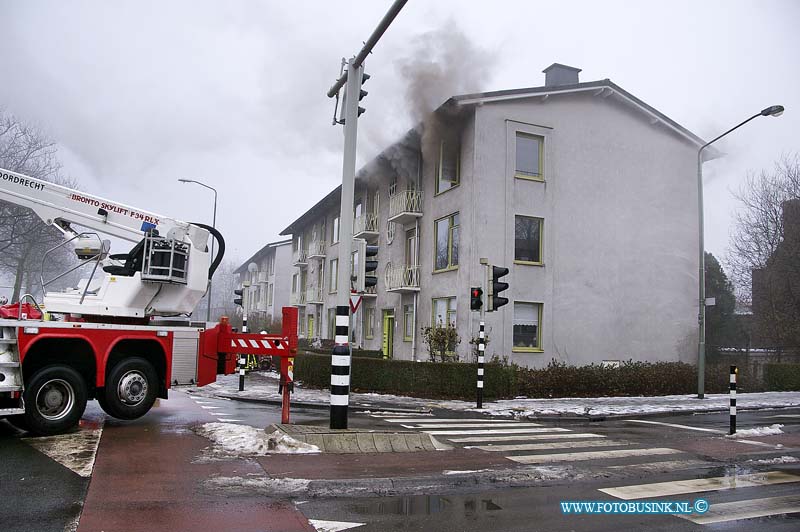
[374,415,691,469]
[598,470,800,524]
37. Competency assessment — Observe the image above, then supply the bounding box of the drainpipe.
[411,216,420,360]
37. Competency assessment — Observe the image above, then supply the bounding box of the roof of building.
[234,238,292,274]
[279,77,713,236]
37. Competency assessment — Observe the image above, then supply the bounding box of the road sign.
[349,292,362,313]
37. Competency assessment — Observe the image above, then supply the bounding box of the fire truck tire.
[22,365,88,436]
[103,357,158,420]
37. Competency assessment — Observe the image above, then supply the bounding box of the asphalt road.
[1,391,799,532]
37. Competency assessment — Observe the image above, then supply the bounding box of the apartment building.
[280,63,707,367]
[234,239,292,325]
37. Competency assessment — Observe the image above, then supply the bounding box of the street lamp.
[178,178,218,322]
[696,104,784,399]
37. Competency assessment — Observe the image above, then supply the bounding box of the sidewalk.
[191,371,800,420]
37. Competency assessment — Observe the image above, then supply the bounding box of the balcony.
[353,213,379,242]
[256,271,269,283]
[306,287,324,304]
[362,285,377,298]
[292,250,308,267]
[388,190,423,226]
[385,264,420,293]
[290,291,306,306]
[307,241,326,259]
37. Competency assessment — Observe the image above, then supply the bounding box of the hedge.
[764,363,800,391]
[294,353,516,399]
[293,354,792,400]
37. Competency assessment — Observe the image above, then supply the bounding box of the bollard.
[239,313,248,392]
[477,321,485,409]
[729,365,737,435]
[330,305,351,429]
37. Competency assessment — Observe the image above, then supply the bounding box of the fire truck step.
[0,362,21,367]
[0,385,23,393]
[0,407,25,416]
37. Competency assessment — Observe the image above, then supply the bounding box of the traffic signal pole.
[326,0,408,431]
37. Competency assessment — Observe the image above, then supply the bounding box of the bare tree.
[194,258,240,322]
[0,109,77,302]
[726,154,800,347]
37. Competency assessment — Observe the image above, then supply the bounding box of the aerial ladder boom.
[0,167,223,319]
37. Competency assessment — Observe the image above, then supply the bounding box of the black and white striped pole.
[477,321,485,408]
[239,285,249,392]
[330,305,351,429]
[729,365,737,435]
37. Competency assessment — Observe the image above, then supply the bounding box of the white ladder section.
[0,326,25,416]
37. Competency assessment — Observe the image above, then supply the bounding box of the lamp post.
[696,105,784,399]
[178,178,218,322]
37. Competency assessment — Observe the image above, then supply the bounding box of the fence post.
[477,321,485,409]
[730,365,737,435]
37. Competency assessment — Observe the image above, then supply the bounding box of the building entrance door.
[307,314,315,339]
[382,310,394,359]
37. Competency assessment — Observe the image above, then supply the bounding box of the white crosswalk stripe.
[508,447,683,464]
[598,470,800,525]
[468,439,630,452]
[401,422,543,429]
[448,433,605,443]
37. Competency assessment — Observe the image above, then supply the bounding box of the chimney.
[542,63,582,87]
[781,198,800,242]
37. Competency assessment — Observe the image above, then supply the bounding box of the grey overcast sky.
[1,0,798,268]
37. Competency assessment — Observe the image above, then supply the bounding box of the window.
[405,228,417,267]
[434,213,459,271]
[291,273,298,293]
[354,199,362,218]
[329,258,338,293]
[327,308,336,340]
[365,307,375,339]
[515,133,543,180]
[515,216,543,264]
[320,220,326,246]
[513,302,542,351]
[388,178,397,198]
[331,215,340,243]
[403,304,414,341]
[436,140,460,194]
[431,297,456,328]
[267,283,274,306]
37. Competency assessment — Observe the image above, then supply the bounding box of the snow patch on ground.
[195,423,320,455]
[727,424,785,438]
[443,469,493,475]
[748,455,799,464]
[205,475,311,495]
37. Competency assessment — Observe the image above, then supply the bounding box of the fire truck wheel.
[103,358,158,420]
[22,365,88,436]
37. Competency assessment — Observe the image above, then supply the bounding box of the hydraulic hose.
[192,223,225,279]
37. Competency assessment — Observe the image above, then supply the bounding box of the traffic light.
[234,288,244,307]
[354,238,379,292]
[487,265,509,311]
[358,71,370,117]
[470,287,483,311]
[338,70,370,124]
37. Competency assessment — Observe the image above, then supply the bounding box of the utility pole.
[326,0,408,430]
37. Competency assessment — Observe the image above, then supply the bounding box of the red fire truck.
[0,167,298,435]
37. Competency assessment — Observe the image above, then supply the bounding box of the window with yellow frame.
[513,301,542,352]
[435,140,460,194]
[514,215,543,265]
[403,304,414,341]
[515,132,544,181]
[365,307,375,339]
[434,213,459,272]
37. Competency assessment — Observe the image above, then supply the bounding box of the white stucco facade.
[279,68,704,368]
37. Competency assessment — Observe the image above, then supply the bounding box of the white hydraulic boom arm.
[0,167,222,319]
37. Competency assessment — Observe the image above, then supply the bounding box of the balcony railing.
[292,250,308,267]
[290,291,306,306]
[388,190,423,225]
[385,264,420,293]
[306,287,324,304]
[307,241,326,259]
[353,213,379,241]
[362,285,377,298]
[256,271,269,283]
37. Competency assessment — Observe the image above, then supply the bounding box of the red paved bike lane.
[78,393,314,532]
